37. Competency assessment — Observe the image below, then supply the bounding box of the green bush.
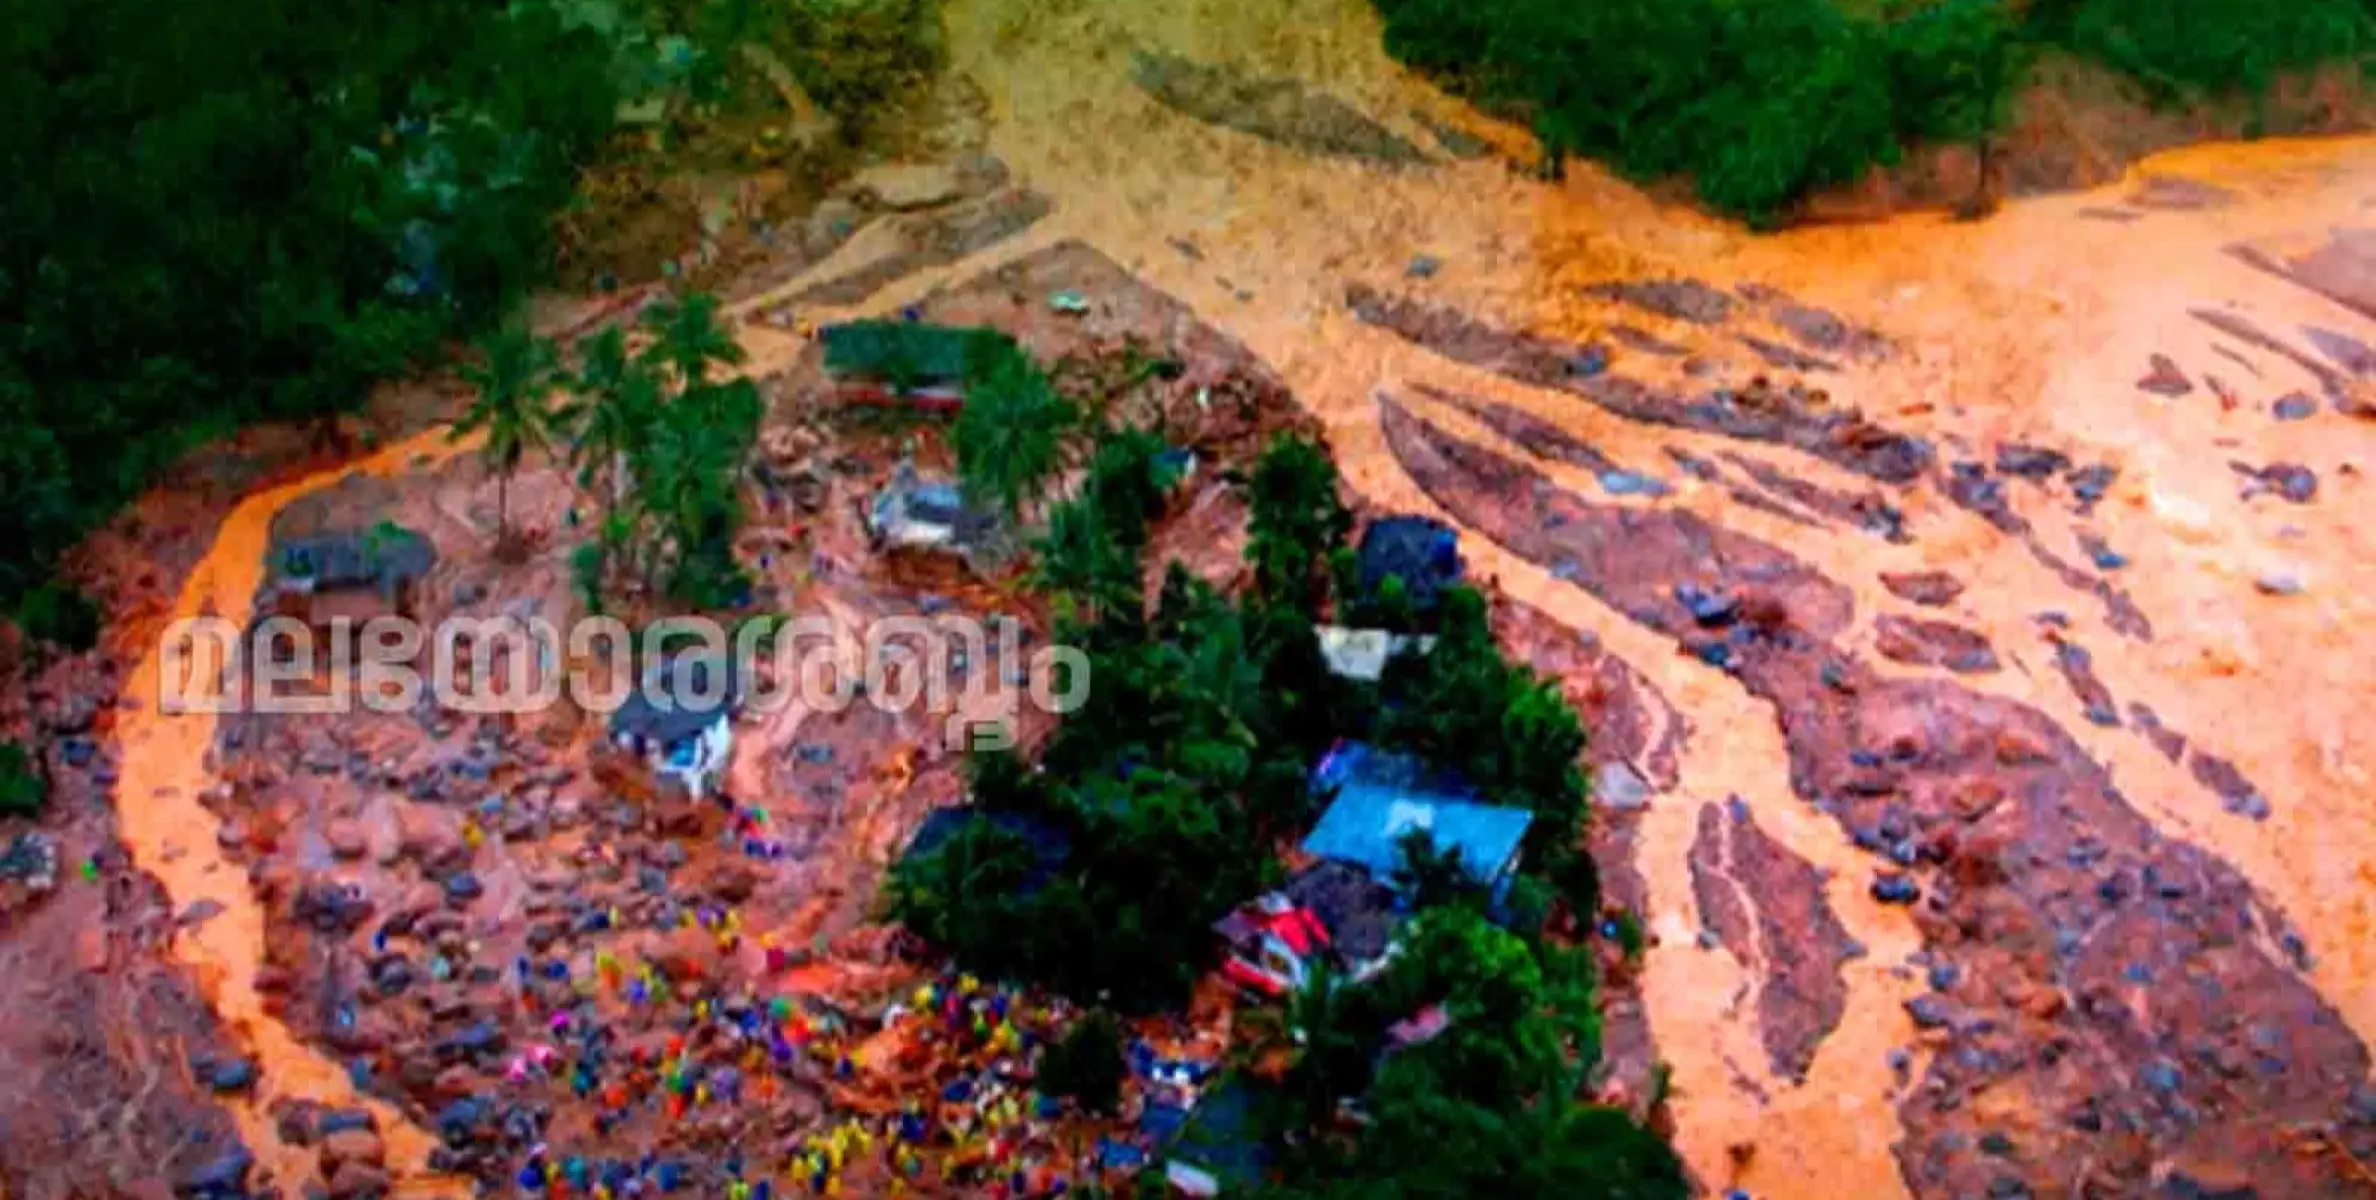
[0,742,44,820]
[12,585,102,652]
[1040,1010,1127,1113]
[1888,0,2026,145]
[953,346,1081,520]
[2039,0,2373,100]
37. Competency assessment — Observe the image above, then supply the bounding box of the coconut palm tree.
[559,325,659,513]
[953,346,1079,521]
[451,322,562,553]
[638,291,745,389]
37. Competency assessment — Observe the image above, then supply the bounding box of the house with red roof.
[1211,860,1401,998]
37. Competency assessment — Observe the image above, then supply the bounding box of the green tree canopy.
[452,323,565,545]
[954,346,1081,521]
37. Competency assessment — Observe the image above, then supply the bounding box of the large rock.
[325,819,368,860]
[320,1127,387,1173]
[650,925,722,984]
[326,1161,392,1200]
[395,806,460,866]
[850,162,963,211]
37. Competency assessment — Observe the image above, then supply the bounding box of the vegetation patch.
[0,743,43,820]
[1370,0,2369,221]
[888,343,1674,1191]
[0,0,936,616]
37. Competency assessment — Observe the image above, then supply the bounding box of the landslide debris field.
[5,1,2376,1198]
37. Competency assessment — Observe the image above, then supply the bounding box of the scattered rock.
[1598,470,1669,497]
[442,872,482,904]
[1881,571,1964,608]
[319,1109,375,1137]
[1871,873,1922,905]
[1875,616,2000,675]
[1906,994,1958,1031]
[207,1058,258,1093]
[2066,463,2118,514]
[1995,443,2070,481]
[2233,460,2319,504]
[1675,584,1739,626]
[178,1149,253,1198]
[2254,571,2304,597]
[1595,761,1651,812]
[2273,392,2318,421]
[2136,354,2193,397]
[326,1161,392,1200]
[2075,533,2127,571]
[325,819,367,860]
[178,898,227,927]
[1405,254,1441,279]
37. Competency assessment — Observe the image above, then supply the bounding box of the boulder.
[326,1161,392,1200]
[325,819,368,860]
[850,162,963,211]
[320,1127,387,1172]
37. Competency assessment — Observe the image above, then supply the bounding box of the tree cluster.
[1255,907,1685,1200]
[456,292,761,613]
[872,373,1672,1190]
[890,429,1356,1008]
[892,417,1600,1002]
[1371,0,2367,223]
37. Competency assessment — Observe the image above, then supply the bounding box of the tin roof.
[1302,742,1532,885]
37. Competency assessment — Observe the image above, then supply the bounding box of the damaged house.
[1213,859,1401,998]
[268,523,437,627]
[1318,515,1462,681]
[263,523,437,667]
[867,459,1005,565]
[607,652,743,801]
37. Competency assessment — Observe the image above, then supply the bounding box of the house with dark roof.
[268,524,437,623]
[820,320,1016,412]
[1160,1075,1266,1198]
[1354,515,1462,611]
[607,652,743,801]
[1213,860,1401,998]
[1303,741,1534,902]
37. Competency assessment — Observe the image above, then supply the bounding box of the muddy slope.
[1381,396,2374,1198]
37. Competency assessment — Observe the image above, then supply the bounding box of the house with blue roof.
[1301,741,1534,902]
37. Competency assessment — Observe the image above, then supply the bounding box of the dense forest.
[1372,0,2374,220]
[0,0,931,620]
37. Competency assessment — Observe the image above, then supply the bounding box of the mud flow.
[9,1,2376,1197]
